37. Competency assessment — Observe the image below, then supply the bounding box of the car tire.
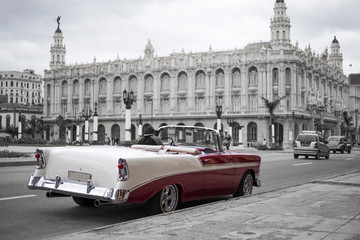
[333,150,336,154]
[325,151,330,159]
[294,154,298,159]
[305,155,308,159]
[233,171,253,197]
[348,148,351,154]
[146,184,179,215]
[341,147,344,154]
[315,151,320,159]
[72,196,94,207]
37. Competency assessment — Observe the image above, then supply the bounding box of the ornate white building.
[43,0,349,147]
[0,69,43,135]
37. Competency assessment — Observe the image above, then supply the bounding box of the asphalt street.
[0,146,359,239]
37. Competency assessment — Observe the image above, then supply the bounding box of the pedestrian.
[223,130,232,150]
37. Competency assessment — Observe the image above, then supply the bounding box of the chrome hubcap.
[243,175,253,196]
[160,185,178,213]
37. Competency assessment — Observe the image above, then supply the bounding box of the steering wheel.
[161,136,174,146]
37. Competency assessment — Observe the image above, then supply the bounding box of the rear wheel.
[72,196,94,207]
[233,171,253,197]
[333,150,336,154]
[325,151,330,159]
[341,147,344,154]
[348,148,351,154]
[146,184,179,215]
[294,154,298,159]
[315,151,320,159]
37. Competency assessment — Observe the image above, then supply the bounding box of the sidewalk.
[0,145,37,167]
[47,171,360,240]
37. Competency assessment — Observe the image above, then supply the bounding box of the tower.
[329,36,343,71]
[50,17,66,69]
[270,0,292,49]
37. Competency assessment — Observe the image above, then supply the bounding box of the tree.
[261,95,287,144]
[24,116,44,138]
[261,96,287,125]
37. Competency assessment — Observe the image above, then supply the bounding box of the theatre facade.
[43,0,349,148]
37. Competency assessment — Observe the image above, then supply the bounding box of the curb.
[0,161,36,167]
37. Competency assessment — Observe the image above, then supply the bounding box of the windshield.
[296,134,318,142]
[156,126,219,150]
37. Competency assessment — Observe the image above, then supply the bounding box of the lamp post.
[137,114,143,139]
[17,112,22,139]
[355,109,359,145]
[123,90,135,145]
[75,114,82,142]
[82,106,92,144]
[65,120,72,144]
[93,102,98,144]
[215,104,222,132]
[227,117,234,148]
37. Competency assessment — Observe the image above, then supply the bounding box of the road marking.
[0,195,37,201]
[293,162,313,166]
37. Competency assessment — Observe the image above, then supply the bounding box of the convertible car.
[28,125,261,214]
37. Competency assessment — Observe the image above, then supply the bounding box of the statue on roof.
[56,16,61,28]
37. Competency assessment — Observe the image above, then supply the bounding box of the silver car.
[293,131,330,159]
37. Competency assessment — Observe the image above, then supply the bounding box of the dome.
[332,36,339,44]
[55,27,62,34]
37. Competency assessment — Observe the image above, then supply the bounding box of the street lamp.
[75,114,82,142]
[123,90,135,145]
[227,117,234,148]
[65,121,72,144]
[93,102,98,144]
[215,103,222,132]
[137,114,143,139]
[17,112,22,139]
[82,106,92,144]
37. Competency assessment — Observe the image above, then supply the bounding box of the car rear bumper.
[293,149,318,156]
[28,175,128,204]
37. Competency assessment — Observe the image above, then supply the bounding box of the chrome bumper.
[293,149,317,156]
[28,175,128,204]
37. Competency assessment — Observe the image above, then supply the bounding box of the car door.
[318,136,328,155]
[199,151,237,198]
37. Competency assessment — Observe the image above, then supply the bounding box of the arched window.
[248,67,258,85]
[195,71,205,89]
[285,68,291,86]
[144,74,153,92]
[215,69,225,88]
[113,77,121,94]
[161,73,170,91]
[129,76,137,93]
[272,68,279,86]
[61,81,68,97]
[99,78,107,95]
[247,122,257,144]
[178,72,187,90]
[73,80,79,96]
[84,79,91,96]
[111,124,120,141]
[231,68,241,87]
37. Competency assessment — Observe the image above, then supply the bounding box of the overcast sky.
[0,0,359,77]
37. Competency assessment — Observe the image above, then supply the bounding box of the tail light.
[35,149,46,169]
[118,158,129,181]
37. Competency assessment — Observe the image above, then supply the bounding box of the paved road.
[0,150,359,240]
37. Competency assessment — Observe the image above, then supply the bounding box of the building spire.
[270,0,291,49]
[50,16,66,69]
[329,36,343,71]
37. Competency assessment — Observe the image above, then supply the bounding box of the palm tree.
[261,95,287,144]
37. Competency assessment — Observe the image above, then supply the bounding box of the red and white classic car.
[28,126,261,214]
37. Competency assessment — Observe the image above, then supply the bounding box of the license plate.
[68,170,92,182]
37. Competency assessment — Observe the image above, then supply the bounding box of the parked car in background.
[327,136,352,154]
[293,131,330,159]
[28,126,261,215]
